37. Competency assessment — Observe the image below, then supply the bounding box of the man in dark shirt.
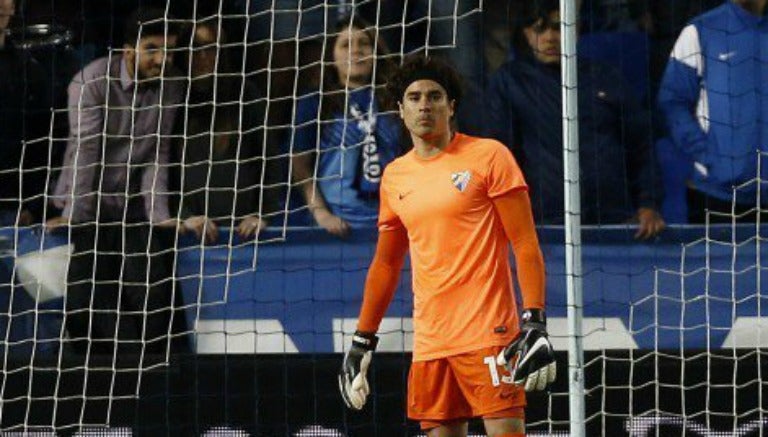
[0,0,50,226]
[486,0,665,238]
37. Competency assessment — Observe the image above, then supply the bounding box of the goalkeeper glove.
[497,308,557,392]
[338,330,378,410]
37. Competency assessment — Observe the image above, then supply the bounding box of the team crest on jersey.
[451,170,471,192]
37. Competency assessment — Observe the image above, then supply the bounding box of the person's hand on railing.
[17,210,34,226]
[181,215,219,244]
[634,207,666,240]
[313,207,350,238]
[44,216,68,232]
[237,215,267,240]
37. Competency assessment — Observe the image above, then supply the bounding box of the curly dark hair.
[385,54,464,108]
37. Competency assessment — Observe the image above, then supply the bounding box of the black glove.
[496,308,557,392]
[338,330,378,410]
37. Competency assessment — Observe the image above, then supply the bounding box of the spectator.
[50,7,183,355]
[486,0,665,239]
[290,14,400,237]
[0,0,51,226]
[171,19,280,244]
[658,0,768,223]
[240,0,334,179]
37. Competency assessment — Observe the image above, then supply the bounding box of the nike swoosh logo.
[398,191,414,200]
[500,390,515,399]
[718,51,736,61]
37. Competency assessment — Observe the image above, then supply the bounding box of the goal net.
[2,0,764,435]
[0,0,485,434]
[544,0,768,435]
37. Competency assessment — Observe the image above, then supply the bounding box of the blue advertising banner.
[0,224,765,354]
[173,224,768,353]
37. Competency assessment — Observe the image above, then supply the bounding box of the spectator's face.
[0,0,14,32]
[523,11,561,65]
[125,34,178,81]
[333,25,374,88]
[398,79,455,141]
[191,25,218,79]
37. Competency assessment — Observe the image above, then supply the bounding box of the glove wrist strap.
[522,308,546,330]
[352,330,378,351]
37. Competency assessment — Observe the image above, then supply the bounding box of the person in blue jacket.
[290,14,401,237]
[658,0,768,223]
[486,0,665,239]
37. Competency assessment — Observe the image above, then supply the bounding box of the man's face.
[125,34,178,81]
[398,79,455,141]
[523,11,561,65]
[0,0,14,33]
[190,25,218,93]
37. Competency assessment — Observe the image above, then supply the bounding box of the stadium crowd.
[0,0,765,351]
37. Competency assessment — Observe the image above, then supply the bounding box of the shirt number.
[484,355,514,387]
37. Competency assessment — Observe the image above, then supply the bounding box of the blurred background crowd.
[0,0,761,238]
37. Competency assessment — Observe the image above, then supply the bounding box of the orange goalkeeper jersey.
[378,133,528,361]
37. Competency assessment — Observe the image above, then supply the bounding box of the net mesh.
[2,0,767,435]
[0,0,485,434]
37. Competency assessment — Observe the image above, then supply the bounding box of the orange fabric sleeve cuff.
[492,190,546,310]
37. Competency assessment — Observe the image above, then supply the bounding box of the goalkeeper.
[339,54,556,436]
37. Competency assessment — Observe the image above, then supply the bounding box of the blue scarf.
[349,102,382,196]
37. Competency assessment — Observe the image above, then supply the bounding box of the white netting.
[10,1,767,435]
[0,0,485,433]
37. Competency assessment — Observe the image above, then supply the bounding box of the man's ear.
[398,101,404,119]
[449,99,456,118]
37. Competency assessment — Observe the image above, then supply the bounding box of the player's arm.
[492,190,556,392]
[339,226,408,410]
[493,190,545,309]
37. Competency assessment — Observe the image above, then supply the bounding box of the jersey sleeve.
[485,141,528,198]
[377,167,403,232]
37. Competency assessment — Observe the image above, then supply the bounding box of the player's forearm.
[357,229,408,333]
[513,242,546,310]
[357,258,403,333]
[492,190,546,309]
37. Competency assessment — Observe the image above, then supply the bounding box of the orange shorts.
[407,345,526,430]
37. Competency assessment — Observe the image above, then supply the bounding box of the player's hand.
[313,208,350,238]
[497,309,556,392]
[338,330,378,410]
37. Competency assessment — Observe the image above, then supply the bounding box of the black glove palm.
[338,331,378,410]
[497,309,557,392]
